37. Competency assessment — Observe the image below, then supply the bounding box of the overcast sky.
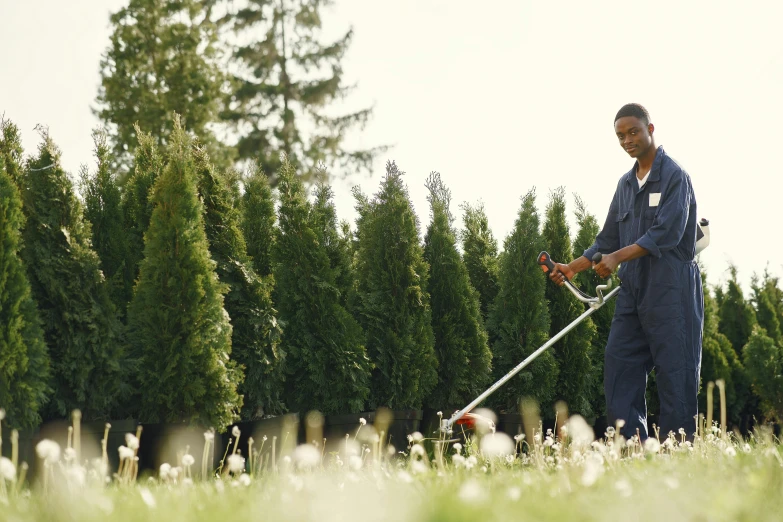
[2,0,782,292]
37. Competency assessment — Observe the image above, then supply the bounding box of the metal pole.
[442,284,621,432]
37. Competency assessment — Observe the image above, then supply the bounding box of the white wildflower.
[183,477,193,487]
[293,444,320,470]
[159,463,171,480]
[410,444,425,457]
[349,455,363,471]
[644,438,661,453]
[614,478,632,498]
[181,454,195,467]
[0,457,16,481]
[397,470,413,483]
[36,439,61,464]
[581,454,604,487]
[452,454,466,468]
[453,442,463,453]
[64,447,77,462]
[458,479,486,503]
[262,435,268,442]
[505,454,515,464]
[67,466,87,486]
[465,455,477,470]
[566,415,594,449]
[118,446,134,460]
[411,460,428,475]
[543,437,554,448]
[481,432,514,457]
[169,467,181,481]
[232,426,241,438]
[534,433,542,443]
[411,432,424,443]
[514,433,525,442]
[725,446,737,457]
[139,487,156,509]
[239,473,251,487]
[743,443,751,453]
[125,434,139,450]
[359,418,367,426]
[228,454,245,473]
[204,431,214,442]
[616,419,626,429]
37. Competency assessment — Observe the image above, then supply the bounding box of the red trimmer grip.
[538,251,556,273]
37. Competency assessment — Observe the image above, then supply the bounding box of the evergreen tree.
[353,161,438,410]
[194,147,285,419]
[219,0,387,185]
[20,131,126,421]
[423,173,492,408]
[571,194,616,420]
[121,126,165,301]
[0,159,50,429]
[0,117,25,187]
[542,188,595,416]
[273,159,371,414]
[79,130,128,314]
[487,189,558,415]
[460,201,500,325]
[126,120,242,430]
[240,166,276,278]
[718,265,757,355]
[751,271,782,344]
[311,179,356,311]
[96,0,230,170]
[743,326,783,422]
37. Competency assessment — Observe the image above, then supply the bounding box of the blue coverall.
[584,146,704,440]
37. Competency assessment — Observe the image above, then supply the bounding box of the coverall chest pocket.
[643,208,657,231]
[616,210,631,244]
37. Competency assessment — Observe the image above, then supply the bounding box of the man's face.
[614,116,654,158]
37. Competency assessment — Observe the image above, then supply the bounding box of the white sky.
[2,0,782,293]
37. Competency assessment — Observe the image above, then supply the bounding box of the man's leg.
[643,266,703,440]
[604,289,654,440]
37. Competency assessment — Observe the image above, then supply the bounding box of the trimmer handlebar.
[538,251,613,307]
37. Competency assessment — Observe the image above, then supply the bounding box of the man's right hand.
[549,262,575,286]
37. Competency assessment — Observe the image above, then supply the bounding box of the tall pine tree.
[743,325,783,422]
[487,189,558,415]
[751,270,782,345]
[241,166,276,278]
[96,0,230,170]
[423,173,492,408]
[20,130,126,421]
[718,265,757,356]
[126,119,242,430]
[194,147,285,419]
[353,161,438,410]
[460,201,500,325]
[0,156,50,429]
[219,0,386,185]
[79,129,128,314]
[0,117,25,187]
[273,159,371,414]
[542,188,595,417]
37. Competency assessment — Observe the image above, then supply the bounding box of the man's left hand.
[593,253,619,278]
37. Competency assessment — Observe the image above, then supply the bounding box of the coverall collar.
[624,145,665,187]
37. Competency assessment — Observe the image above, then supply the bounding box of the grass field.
[1,406,782,522]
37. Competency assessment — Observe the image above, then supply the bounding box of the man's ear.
[648,123,655,135]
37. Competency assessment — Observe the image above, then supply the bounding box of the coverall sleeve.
[582,186,621,261]
[635,169,691,258]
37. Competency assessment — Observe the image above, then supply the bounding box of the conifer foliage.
[487,189,558,414]
[126,120,242,430]
[353,162,438,410]
[0,155,50,428]
[240,166,276,279]
[273,160,371,414]
[542,188,595,416]
[460,202,500,325]
[195,148,285,419]
[20,131,126,421]
[423,173,492,408]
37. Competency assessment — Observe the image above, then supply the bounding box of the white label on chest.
[649,193,661,207]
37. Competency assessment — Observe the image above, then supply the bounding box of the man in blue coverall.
[549,103,704,441]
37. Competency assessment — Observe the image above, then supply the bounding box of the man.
[549,103,703,441]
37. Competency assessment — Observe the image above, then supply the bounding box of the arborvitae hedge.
[460,201,500,326]
[241,166,276,279]
[194,147,285,419]
[0,159,50,428]
[79,130,128,314]
[273,160,371,414]
[0,119,25,187]
[743,325,783,422]
[353,161,438,410]
[126,121,242,431]
[20,131,126,421]
[542,188,595,417]
[423,173,492,408]
[487,189,558,415]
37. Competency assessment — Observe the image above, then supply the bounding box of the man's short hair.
[614,103,650,125]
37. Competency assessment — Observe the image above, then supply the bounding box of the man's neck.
[635,145,657,178]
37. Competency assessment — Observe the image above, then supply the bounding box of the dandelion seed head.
[725,446,737,457]
[644,438,661,453]
[507,486,522,501]
[239,473,251,487]
[0,457,16,481]
[293,444,320,470]
[453,442,463,453]
[125,434,139,450]
[514,434,525,442]
[232,426,241,438]
[66,466,86,487]
[359,418,367,426]
[181,454,195,467]
[228,454,246,473]
[458,480,486,503]
[452,454,466,468]
[349,455,363,471]
[159,463,171,480]
[139,488,156,509]
[36,439,61,464]
[397,470,413,483]
[410,444,425,457]
[64,447,77,462]
[411,460,428,475]
[263,435,268,442]
[743,443,751,453]
[481,432,514,457]
[411,432,424,443]
[204,431,215,442]
[118,445,134,460]
[566,415,594,448]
